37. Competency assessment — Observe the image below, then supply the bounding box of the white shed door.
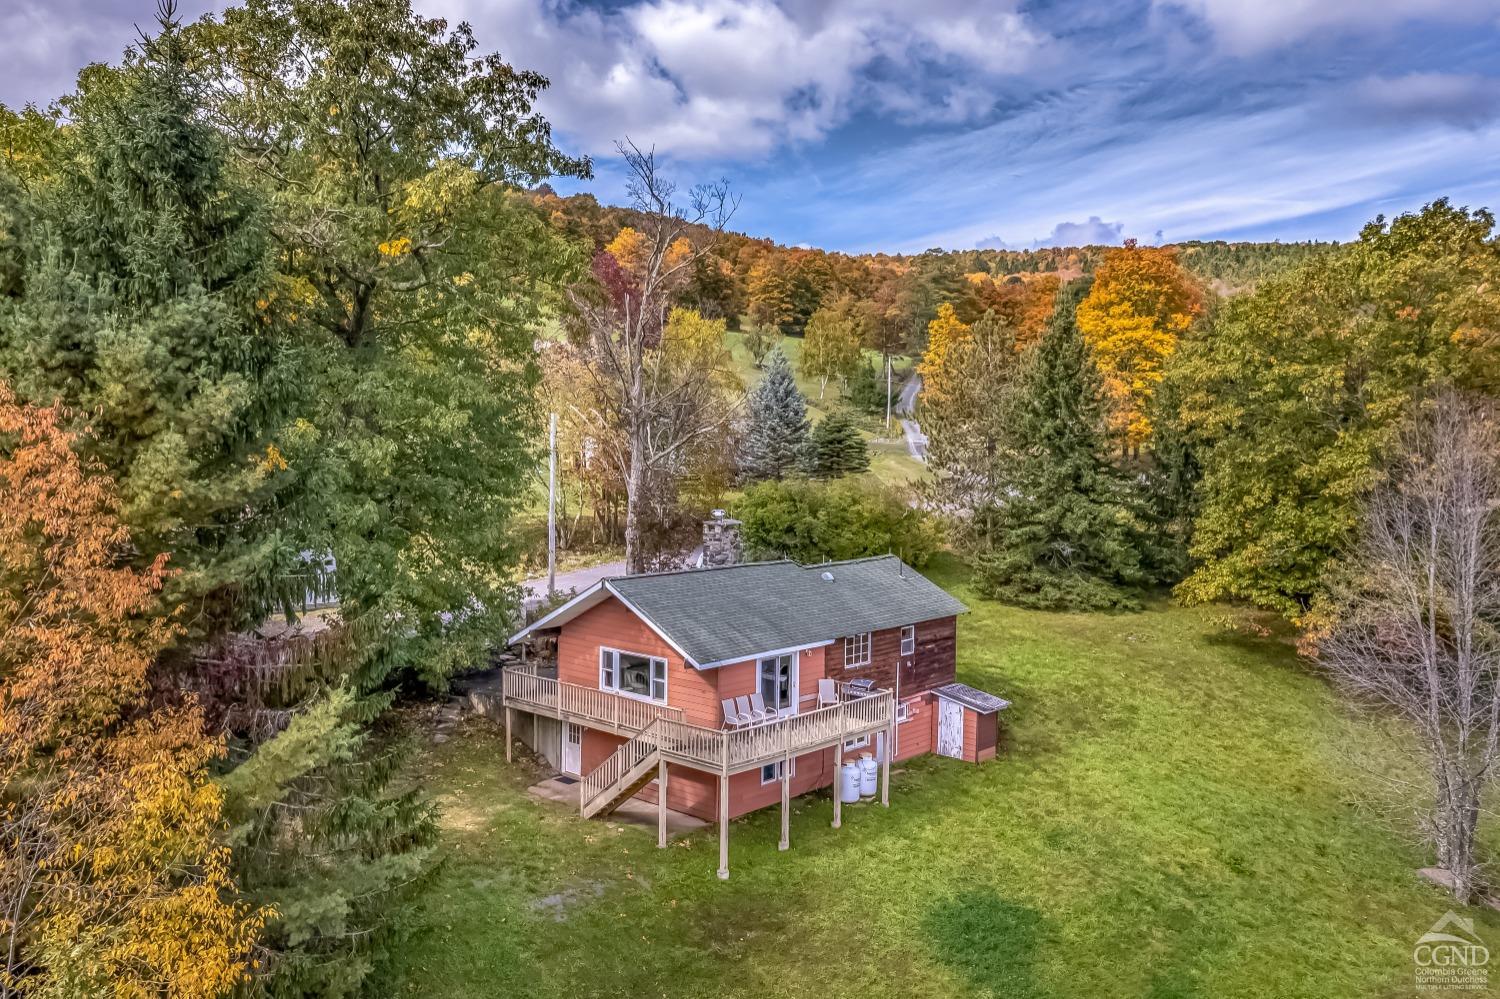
[937,699,964,759]
[562,722,582,775]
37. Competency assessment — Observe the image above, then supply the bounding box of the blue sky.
[6,0,1500,252]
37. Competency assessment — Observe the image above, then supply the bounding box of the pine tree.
[805,409,870,477]
[740,347,810,480]
[846,360,886,414]
[973,282,1159,610]
[0,10,291,641]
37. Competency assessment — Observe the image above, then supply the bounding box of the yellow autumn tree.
[605,226,691,282]
[0,386,263,998]
[917,302,973,407]
[1076,241,1203,449]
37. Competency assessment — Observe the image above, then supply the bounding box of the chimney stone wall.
[702,510,743,567]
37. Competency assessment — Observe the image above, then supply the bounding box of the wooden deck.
[501,665,897,879]
[579,688,893,817]
[501,663,684,736]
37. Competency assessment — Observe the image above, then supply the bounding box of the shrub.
[736,478,939,567]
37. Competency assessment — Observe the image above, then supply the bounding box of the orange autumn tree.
[0,387,262,998]
[1076,241,1204,450]
[963,273,1061,348]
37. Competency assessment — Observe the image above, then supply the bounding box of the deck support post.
[504,706,513,764]
[881,715,892,808]
[778,752,790,851]
[832,741,843,830]
[717,773,730,880]
[657,760,669,849]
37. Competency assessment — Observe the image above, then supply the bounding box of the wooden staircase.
[580,720,663,819]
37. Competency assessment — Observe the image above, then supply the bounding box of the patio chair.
[817,678,839,708]
[749,691,779,721]
[721,698,747,729]
[735,695,770,725]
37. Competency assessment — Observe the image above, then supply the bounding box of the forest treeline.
[1,0,1498,995]
[535,185,1331,344]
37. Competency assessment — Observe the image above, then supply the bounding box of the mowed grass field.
[389,555,1500,998]
[722,329,925,488]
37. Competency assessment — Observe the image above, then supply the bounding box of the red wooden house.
[503,555,1008,878]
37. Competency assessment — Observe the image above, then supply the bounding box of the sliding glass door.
[757,653,798,718]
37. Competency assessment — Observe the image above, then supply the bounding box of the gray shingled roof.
[606,556,967,668]
[933,682,1010,713]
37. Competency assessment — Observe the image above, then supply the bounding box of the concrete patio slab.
[527,775,708,838]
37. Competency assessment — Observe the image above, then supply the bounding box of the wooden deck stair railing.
[580,719,664,819]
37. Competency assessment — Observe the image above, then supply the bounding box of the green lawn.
[391,555,1498,998]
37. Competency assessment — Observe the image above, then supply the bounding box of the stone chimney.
[701,509,743,568]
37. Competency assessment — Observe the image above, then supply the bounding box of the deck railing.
[502,666,684,733]
[722,691,892,769]
[578,689,895,815]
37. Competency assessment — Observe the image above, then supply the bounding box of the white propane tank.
[858,754,878,796]
[839,761,861,803]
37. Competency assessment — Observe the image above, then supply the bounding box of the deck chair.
[749,691,778,721]
[817,678,839,708]
[721,698,747,729]
[735,695,769,725]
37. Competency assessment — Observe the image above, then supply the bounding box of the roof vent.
[821,571,835,582]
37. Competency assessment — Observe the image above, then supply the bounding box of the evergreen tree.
[197,0,589,688]
[740,347,810,480]
[184,0,588,991]
[0,11,292,642]
[846,360,886,414]
[805,409,870,477]
[972,282,1159,610]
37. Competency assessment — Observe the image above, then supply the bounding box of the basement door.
[937,698,964,759]
[562,722,582,776]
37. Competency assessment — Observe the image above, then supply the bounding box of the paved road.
[522,559,625,610]
[897,373,927,463]
[521,545,703,610]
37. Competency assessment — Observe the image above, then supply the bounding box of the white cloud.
[0,0,220,109]
[429,0,1052,159]
[975,217,1127,249]
[1347,73,1500,130]
[1036,216,1125,247]
[1157,0,1500,54]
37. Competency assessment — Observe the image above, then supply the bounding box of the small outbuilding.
[932,682,1009,763]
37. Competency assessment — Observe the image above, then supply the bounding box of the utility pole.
[885,354,892,431]
[547,411,558,596]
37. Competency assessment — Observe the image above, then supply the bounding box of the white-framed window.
[844,734,870,751]
[900,625,915,656]
[761,758,796,784]
[599,647,668,703]
[844,632,871,668]
[895,701,911,723]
